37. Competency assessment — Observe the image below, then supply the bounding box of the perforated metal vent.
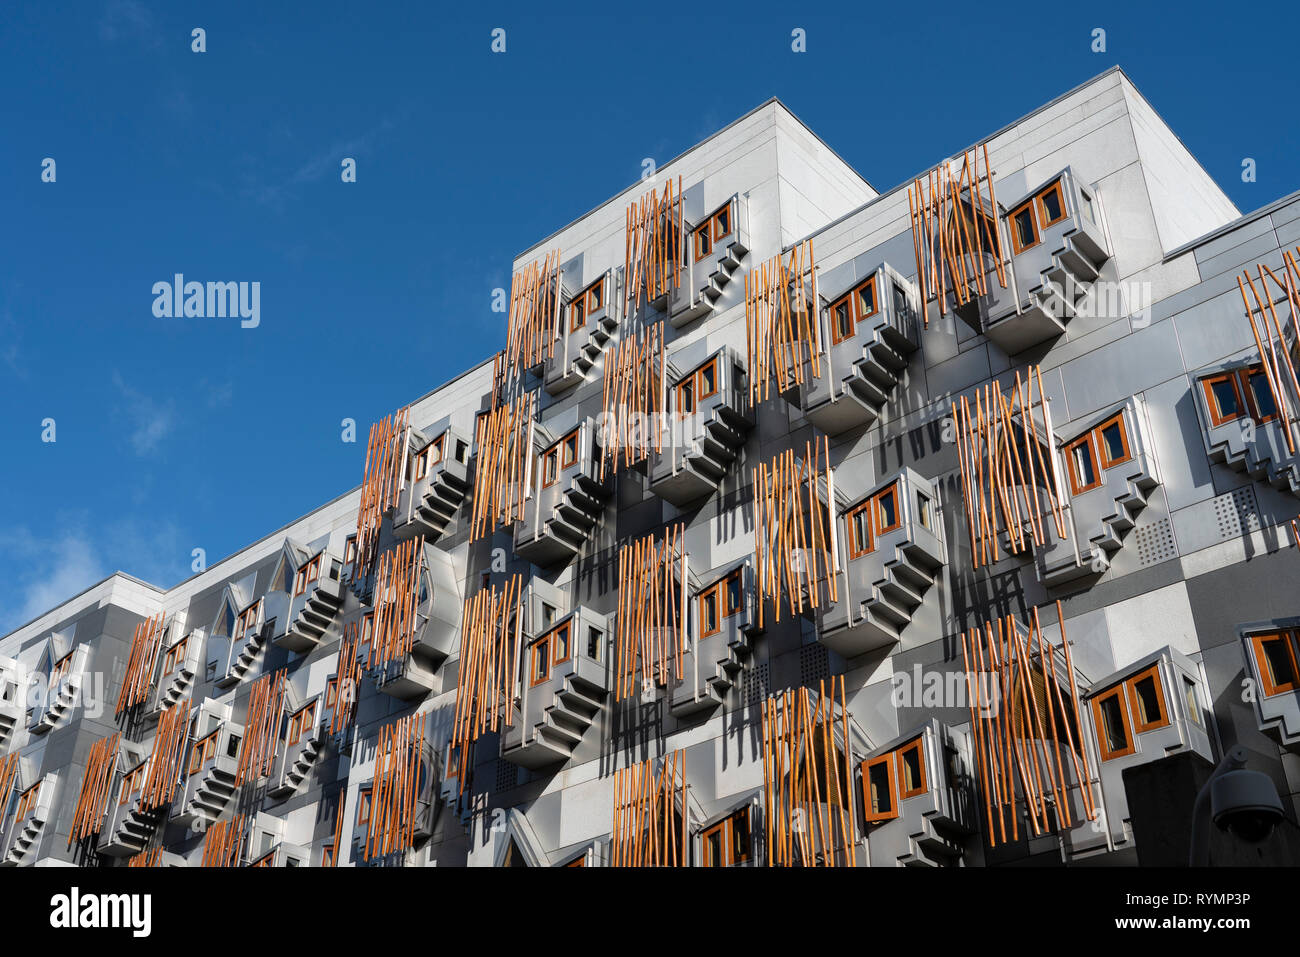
[495,759,517,792]
[1213,486,1262,541]
[745,663,770,706]
[1134,517,1178,566]
[800,643,829,686]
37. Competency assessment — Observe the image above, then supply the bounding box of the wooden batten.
[369,537,426,670]
[68,732,121,846]
[201,813,246,867]
[761,678,856,867]
[611,750,688,866]
[364,713,427,861]
[331,621,364,736]
[234,671,287,789]
[116,612,167,716]
[355,406,411,578]
[470,392,535,542]
[141,700,190,811]
[745,239,819,404]
[613,525,686,701]
[623,178,683,316]
[908,143,1008,323]
[504,249,562,382]
[600,321,666,478]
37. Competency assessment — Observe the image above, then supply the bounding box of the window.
[357,787,372,828]
[847,501,873,559]
[531,639,551,686]
[1183,676,1202,727]
[541,448,558,488]
[325,676,339,711]
[829,276,878,345]
[697,570,743,639]
[694,204,731,261]
[1079,189,1096,225]
[227,734,241,758]
[897,738,927,799]
[725,572,743,616]
[569,278,606,332]
[1036,180,1067,227]
[693,222,713,261]
[1010,201,1039,254]
[1091,685,1135,760]
[863,754,896,823]
[699,590,719,637]
[294,555,322,597]
[915,491,932,531]
[1201,367,1279,428]
[875,486,900,534]
[413,447,428,482]
[676,358,719,415]
[550,622,571,667]
[1244,367,1278,422]
[321,843,336,867]
[235,602,261,641]
[16,783,41,820]
[711,205,731,243]
[1249,630,1300,697]
[288,703,316,745]
[1096,414,1131,469]
[344,536,357,565]
[564,854,586,867]
[701,808,750,867]
[119,764,145,806]
[569,294,586,332]
[561,430,579,469]
[428,434,445,467]
[1125,665,1168,734]
[162,637,188,675]
[1065,433,1101,495]
[190,730,219,774]
[587,627,603,661]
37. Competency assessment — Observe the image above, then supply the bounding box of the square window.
[712,206,731,241]
[897,738,927,798]
[875,486,900,534]
[1252,631,1300,697]
[1125,666,1168,734]
[854,278,877,319]
[1203,373,1243,426]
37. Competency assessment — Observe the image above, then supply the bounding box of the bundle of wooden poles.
[504,248,562,381]
[368,537,425,670]
[68,732,120,845]
[751,437,838,627]
[364,713,427,861]
[624,177,683,316]
[355,407,410,577]
[908,143,1008,322]
[599,320,666,478]
[959,603,1096,846]
[450,576,524,792]
[745,238,820,403]
[613,525,686,701]
[950,365,1068,569]
[201,813,246,867]
[610,750,688,866]
[127,847,162,867]
[761,679,856,867]
[234,670,286,788]
[141,700,191,810]
[1235,248,1300,454]
[115,612,167,716]
[470,391,534,541]
[330,622,363,736]
[0,754,18,831]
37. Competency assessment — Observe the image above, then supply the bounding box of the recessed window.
[698,359,718,399]
[1244,368,1278,422]
[587,627,603,662]
[712,206,731,242]
[915,491,932,530]
[357,787,372,828]
[832,300,852,343]
[541,448,558,488]
[561,430,579,469]
[1010,202,1039,254]
[1200,370,1249,427]
[725,572,743,616]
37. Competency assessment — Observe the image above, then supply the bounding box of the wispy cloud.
[0,530,106,635]
[99,0,162,48]
[112,370,176,455]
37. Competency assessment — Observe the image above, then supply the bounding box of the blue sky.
[2,1,1296,632]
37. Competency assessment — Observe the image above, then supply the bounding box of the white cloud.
[0,533,106,635]
[112,370,177,455]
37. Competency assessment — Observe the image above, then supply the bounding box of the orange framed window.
[550,622,571,667]
[357,787,372,828]
[874,483,901,535]
[1036,180,1067,227]
[1065,433,1101,495]
[16,783,40,819]
[344,536,357,565]
[569,294,586,332]
[321,843,336,868]
[564,854,586,867]
[531,639,552,686]
[235,602,260,639]
[829,276,878,345]
[830,297,853,344]
[711,205,732,243]
[413,447,428,482]
[1125,665,1169,734]
[541,448,559,488]
[162,637,187,674]
[896,737,928,799]
[724,570,744,616]
[676,376,696,416]
[1009,200,1039,254]
[1095,414,1132,469]
[1242,366,1279,423]
[325,676,339,711]
[846,500,874,559]
[1250,630,1300,697]
[699,588,720,637]
[1201,371,1245,427]
[50,651,73,684]
[862,754,897,823]
[560,429,580,470]
[587,277,605,313]
[697,358,719,400]
[693,222,713,261]
[701,807,750,867]
[429,434,445,467]
[190,730,219,774]
[1091,685,1135,761]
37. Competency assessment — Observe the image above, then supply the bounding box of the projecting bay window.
[234,602,261,642]
[161,636,188,676]
[189,730,220,774]
[692,204,732,262]
[1248,630,1300,697]
[1200,365,1277,427]
[540,429,580,489]
[568,277,605,332]
[845,482,901,560]
[529,621,571,686]
[1008,178,1068,255]
[862,734,929,825]
[1091,665,1169,762]
[294,554,322,596]
[1064,412,1133,496]
[287,703,317,745]
[829,276,879,345]
[701,807,751,867]
[697,569,743,638]
[119,763,146,806]
[14,783,40,821]
[675,357,719,417]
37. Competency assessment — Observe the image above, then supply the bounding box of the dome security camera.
[1211,768,1285,844]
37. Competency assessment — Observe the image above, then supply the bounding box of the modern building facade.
[7,66,1300,867]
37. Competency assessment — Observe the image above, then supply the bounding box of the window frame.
[1242,365,1279,424]
[711,205,732,244]
[873,484,902,536]
[829,276,879,346]
[1091,684,1136,761]
[1065,432,1102,495]
[896,737,928,799]
[1125,664,1169,734]
[1009,200,1040,254]
[549,621,571,668]
[531,638,552,686]
[1095,413,1133,470]
[862,753,898,824]
[846,500,874,560]
[700,807,750,867]
[1036,180,1068,228]
[560,429,580,470]
[1201,371,1245,427]
[1250,630,1300,697]
[693,222,713,262]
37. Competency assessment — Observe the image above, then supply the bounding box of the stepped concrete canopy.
[8,67,1300,868]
